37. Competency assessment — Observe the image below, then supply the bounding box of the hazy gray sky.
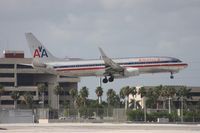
[0,0,200,99]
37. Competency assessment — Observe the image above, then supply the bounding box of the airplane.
[25,33,188,83]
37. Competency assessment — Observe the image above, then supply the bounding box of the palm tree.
[120,86,132,110]
[154,85,163,109]
[130,87,137,108]
[138,87,147,98]
[138,86,147,122]
[11,91,21,109]
[107,89,120,108]
[138,87,147,108]
[160,86,166,109]
[37,83,47,108]
[176,86,192,122]
[119,88,125,99]
[79,86,89,107]
[107,89,116,107]
[120,87,126,109]
[113,94,120,108]
[69,88,78,108]
[74,95,82,108]
[146,87,159,108]
[0,84,5,106]
[95,86,103,104]
[164,86,176,114]
[23,92,34,108]
[53,84,63,109]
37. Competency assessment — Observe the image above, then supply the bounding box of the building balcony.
[4,86,38,91]
[16,69,44,74]
[0,95,39,101]
[0,69,14,73]
[0,77,15,82]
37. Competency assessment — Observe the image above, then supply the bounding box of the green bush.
[148,111,180,122]
[127,110,179,122]
[147,111,175,122]
[183,111,200,122]
[147,113,156,122]
[127,109,144,121]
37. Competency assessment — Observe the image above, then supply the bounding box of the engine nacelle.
[124,67,140,77]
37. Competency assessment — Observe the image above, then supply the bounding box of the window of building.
[17,64,33,69]
[2,91,12,96]
[0,73,14,77]
[59,83,69,87]
[0,82,14,86]
[189,92,200,96]
[0,64,14,69]
[19,91,36,96]
[17,74,34,86]
[1,100,14,105]
[54,89,69,96]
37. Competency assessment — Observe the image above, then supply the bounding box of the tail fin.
[25,33,57,62]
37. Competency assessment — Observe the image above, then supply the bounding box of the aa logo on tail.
[33,46,48,58]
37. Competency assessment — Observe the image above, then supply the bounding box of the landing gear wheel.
[170,72,174,79]
[103,77,108,83]
[108,76,114,82]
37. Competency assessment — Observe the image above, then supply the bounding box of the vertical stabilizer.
[25,33,57,62]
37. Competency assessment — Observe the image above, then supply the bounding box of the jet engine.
[124,67,140,77]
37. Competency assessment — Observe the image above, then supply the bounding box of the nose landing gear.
[170,72,174,79]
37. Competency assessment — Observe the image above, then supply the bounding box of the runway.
[0,123,200,133]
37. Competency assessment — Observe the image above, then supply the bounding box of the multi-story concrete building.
[0,50,79,109]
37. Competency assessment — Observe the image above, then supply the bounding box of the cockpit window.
[171,58,182,62]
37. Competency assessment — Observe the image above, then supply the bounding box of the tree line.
[67,85,195,113]
[0,83,198,113]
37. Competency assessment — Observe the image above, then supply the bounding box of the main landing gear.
[170,72,174,79]
[102,76,114,83]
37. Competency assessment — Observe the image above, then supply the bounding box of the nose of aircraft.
[182,63,188,69]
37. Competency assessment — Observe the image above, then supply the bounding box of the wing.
[98,47,124,76]
[18,63,73,76]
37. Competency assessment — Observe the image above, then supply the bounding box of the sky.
[0,0,200,100]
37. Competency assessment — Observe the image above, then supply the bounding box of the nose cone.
[181,63,188,69]
[184,63,188,68]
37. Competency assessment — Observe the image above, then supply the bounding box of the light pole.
[168,97,171,114]
[181,96,183,123]
[144,97,147,122]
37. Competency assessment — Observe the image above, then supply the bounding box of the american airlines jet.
[25,33,188,83]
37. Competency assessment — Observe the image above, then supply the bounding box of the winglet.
[98,47,109,61]
[98,47,107,59]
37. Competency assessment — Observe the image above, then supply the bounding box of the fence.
[1,108,199,123]
[48,108,127,122]
[39,108,200,123]
[0,109,34,123]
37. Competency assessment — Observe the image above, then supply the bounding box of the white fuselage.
[25,33,188,82]
[46,56,188,78]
